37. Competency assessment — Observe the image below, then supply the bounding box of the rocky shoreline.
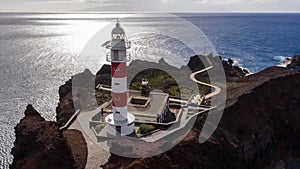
[285,55,300,69]
[10,55,300,169]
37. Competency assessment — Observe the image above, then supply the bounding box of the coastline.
[9,54,300,169]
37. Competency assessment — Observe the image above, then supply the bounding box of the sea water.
[0,13,300,168]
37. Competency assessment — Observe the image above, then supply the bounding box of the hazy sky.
[1,0,300,12]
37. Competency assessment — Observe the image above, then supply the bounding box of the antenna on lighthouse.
[116,18,120,27]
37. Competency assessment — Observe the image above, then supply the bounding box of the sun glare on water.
[35,13,131,53]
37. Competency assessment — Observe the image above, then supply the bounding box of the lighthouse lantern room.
[104,21,135,136]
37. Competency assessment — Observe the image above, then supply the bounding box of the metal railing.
[106,52,131,62]
[59,109,81,130]
[105,40,131,49]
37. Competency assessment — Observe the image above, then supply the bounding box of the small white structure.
[104,21,135,136]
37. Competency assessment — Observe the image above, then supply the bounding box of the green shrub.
[167,86,180,96]
[139,124,155,134]
[95,123,106,133]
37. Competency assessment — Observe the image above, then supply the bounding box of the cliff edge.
[102,67,300,169]
[10,55,300,169]
[10,105,76,169]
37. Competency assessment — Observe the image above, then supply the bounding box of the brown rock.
[56,69,96,127]
[287,55,300,69]
[10,105,75,169]
[63,129,88,169]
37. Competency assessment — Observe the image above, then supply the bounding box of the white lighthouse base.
[105,113,135,136]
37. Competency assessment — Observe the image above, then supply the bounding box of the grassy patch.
[139,124,156,134]
[95,122,106,134]
[129,69,180,96]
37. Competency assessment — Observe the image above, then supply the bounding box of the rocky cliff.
[102,67,300,169]
[10,104,88,169]
[10,105,76,169]
[11,55,300,169]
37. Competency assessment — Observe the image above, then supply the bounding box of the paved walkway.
[69,106,110,169]
[190,66,222,99]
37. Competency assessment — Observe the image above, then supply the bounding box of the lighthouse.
[104,21,135,136]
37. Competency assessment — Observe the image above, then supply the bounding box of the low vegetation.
[129,68,196,97]
[95,123,106,134]
[139,124,156,134]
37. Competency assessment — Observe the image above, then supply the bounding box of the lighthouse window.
[115,111,120,114]
[115,97,120,101]
[114,68,120,72]
[115,83,120,85]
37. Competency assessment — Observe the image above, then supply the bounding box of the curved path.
[189,66,222,100]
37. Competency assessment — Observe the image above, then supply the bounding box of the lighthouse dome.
[112,22,125,35]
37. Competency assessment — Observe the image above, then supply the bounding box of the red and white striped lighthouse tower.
[105,21,135,136]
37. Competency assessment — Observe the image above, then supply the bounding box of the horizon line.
[0,11,300,14]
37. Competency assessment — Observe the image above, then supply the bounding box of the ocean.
[0,13,300,168]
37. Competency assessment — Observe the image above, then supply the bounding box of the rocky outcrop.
[56,69,95,126]
[63,129,88,169]
[56,79,74,127]
[95,65,112,86]
[287,55,300,69]
[11,55,300,169]
[185,55,248,78]
[10,105,76,169]
[102,67,300,169]
[11,68,92,169]
[223,58,249,77]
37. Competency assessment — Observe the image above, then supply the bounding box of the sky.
[0,0,300,12]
